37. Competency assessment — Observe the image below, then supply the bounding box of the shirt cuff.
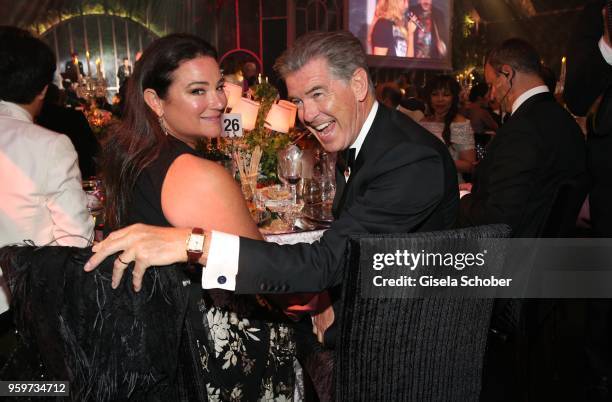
[201,230,240,290]
[599,36,612,65]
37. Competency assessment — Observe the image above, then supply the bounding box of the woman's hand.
[84,224,191,291]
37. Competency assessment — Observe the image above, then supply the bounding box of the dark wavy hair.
[102,33,217,229]
[0,31,55,104]
[424,75,461,146]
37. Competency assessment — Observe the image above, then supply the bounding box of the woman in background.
[419,75,476,183]
[102,33,294,401]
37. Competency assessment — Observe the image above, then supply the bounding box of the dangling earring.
[158,116,169,136]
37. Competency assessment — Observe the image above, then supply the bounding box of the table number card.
[222,113,243,138]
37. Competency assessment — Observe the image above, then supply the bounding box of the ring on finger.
[117,255,130,265]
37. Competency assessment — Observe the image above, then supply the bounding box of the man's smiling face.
[286,57,365,153]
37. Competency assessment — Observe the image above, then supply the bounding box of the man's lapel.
[330,106,386,218]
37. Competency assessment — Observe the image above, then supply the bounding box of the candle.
[95,58,102,79]
[559,56,567,93]
[86,51,91,77]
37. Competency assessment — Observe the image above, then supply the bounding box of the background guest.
[459,39,588,401]
[116,56,132,88]
[419,74,476,182]
[564,2,612,400]
[63,52,84,83]
[37,83,101,178]
[0,30,93,315]
[464,82,499,135]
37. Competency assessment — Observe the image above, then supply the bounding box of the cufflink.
[217,275,227,285]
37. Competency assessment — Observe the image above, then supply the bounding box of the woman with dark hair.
[102,33,294,400]
[419,75,476,182]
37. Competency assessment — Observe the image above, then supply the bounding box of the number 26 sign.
[221,113,243,138]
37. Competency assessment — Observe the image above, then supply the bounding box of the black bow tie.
[337,147,356,173]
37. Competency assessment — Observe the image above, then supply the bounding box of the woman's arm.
[161,153,262,241]
[455,149,477,174]
[452,116,477,173]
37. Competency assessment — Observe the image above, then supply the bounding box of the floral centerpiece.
[200,81,301,184]
[85,103,114,136]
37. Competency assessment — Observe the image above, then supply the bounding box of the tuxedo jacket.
[37,104,101,178]
[458,92,587,237]
[236,105,458,294]
[564,0,612,236]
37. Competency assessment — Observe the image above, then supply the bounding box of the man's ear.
[500,64,514,80]
[143,88,164,117]
[36,85,49,102]
[350,67,370,102]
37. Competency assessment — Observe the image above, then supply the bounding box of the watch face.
[188,234,204,251]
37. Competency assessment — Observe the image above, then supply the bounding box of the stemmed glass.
[278,145,303,204]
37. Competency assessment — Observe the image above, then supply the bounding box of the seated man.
[458,38,587,237]
[458,38,588,402]
[0,30,94,315]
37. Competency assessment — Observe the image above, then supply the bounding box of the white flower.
[208,308,231,356]
[229,385,243,401]
[206,384,221,402]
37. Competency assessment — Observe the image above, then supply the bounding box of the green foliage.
[205,81,297,183]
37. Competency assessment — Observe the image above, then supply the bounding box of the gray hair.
[274,30,374,92]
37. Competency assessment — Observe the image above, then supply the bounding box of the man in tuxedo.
[117,57,132,88]
[63,52,84,83]
[458,38,587,237]
[565,0,612,238]
[87,30,457,347]
[564,3,612,400]
[458,38,588,402]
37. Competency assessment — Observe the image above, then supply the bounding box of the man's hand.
[84,224,191,291]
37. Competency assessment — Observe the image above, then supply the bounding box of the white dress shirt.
[511,85,550,115]
[203,102,380,291]
[599,36,612,65]
[0,101,94,313]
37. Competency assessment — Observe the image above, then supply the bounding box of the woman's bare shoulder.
[160,153,255,233]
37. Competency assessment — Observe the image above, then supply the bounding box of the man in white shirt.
[0,30,94,315]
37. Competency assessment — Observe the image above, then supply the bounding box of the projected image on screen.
[348,0,452,69]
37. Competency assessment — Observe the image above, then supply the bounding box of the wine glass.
[278,145,303,204]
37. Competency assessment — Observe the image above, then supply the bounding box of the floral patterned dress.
[194,294,296,401]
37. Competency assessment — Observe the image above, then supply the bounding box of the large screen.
[347,0,453,70]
